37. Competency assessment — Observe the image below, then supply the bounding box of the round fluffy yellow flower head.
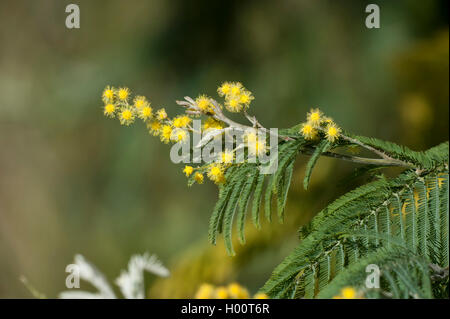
[225,96,242,113]
[217,82,232,97]
[147,120,161,136]
[196,95,214,113]
[133,96,148,109]
[172,117,183,128]
[239,90,254,107]
[139,106,153,121]
[171,128,188,143]
[300,122,318,140]
[194,283,214,299]
[180,115,192,127]
[307,108,323,127]
[117,87,130,102]
[227,282,249,299]
[248,139,267,157]
[219,82,254,112]
[207,164,225,184]
[219,150,234,164]
[325,123,341,142]
[323,116,334,124]
[102,86,115,102]
[230,82,243,96]
[173,115,192,128]
[194,172,204,184]
[243,130,258,143]
[160,125,173,143]
[183,165,194,177]
[253,293,269,299]
[104,103,115,117]
[118,108,135,126]
[156,108,168,120]
[203,118,224,131]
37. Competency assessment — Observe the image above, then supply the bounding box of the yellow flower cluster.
[300,108,342,142]
[195,95,216,114]
[183,152,234,185]
[102,81,255,186]
[202,117,224,131]
[217,82,254,113]
[102,86,194,144]
[332,286,363,299]
[194,282,269,299]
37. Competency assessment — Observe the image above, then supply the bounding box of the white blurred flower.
[115,253,169,299]
[58,253,169,299]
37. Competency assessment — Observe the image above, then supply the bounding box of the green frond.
[251,173,265,230]
[208,138,306,255]
[261,168,449,298]
[302,177,390,237]
[303,140,331,190]
[223,168,251,256]
[208,166,236,245]
[351,136,448,169]
[317,247,433,299]
[237,169,259,244]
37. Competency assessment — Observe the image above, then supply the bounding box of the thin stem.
[339,134,415,168]
[210,100,293,141]
[302,147,412,167]
[340,135,391,160]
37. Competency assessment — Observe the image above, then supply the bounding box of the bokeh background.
[0,0,448,298]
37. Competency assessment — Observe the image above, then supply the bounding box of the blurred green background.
[0,0,448,298]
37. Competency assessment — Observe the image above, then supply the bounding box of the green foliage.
[206,125,448,298]
[208,137,306,255]
[303,140,331,190]
[317,247,434,299]
[260,141,448,298]
[351,135,448,170]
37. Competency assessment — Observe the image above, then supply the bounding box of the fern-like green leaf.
[317,247,433,299]
[262,157,448,298]
[303,140,331,190]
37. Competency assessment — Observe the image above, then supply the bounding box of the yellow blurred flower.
[227,282,249,299]
[194,282,267,299]
[332,286,363,299]
[215,287,229,299]
[194,283,214,299]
